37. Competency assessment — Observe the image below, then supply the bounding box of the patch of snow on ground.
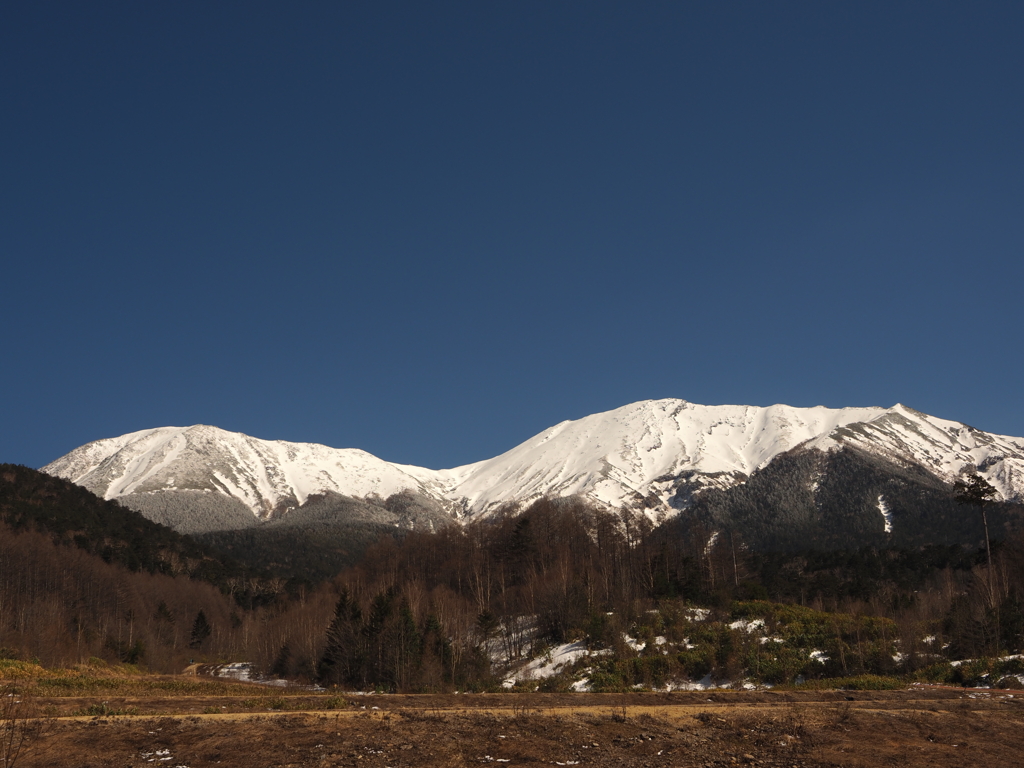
[623,635,646,651]
[667,673,716,691]
[810,650,829,663]
[516,641,589,681]
[139,747,187,767]
[729,618,766,633]
[571,677,591,692]
[951,653,1024,668]
[206,662,255,681]
[196,662,305,688]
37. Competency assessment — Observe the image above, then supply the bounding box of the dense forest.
[2,464,1023,691]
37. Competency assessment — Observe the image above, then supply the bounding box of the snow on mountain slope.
[808,404,1024,503]
[41,399,1024,526]
[42,425,445,518]
[447,399,889,519]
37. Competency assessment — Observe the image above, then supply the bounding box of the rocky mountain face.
[42,399,1024,541]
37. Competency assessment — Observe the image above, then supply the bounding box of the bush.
[537,674,573,693]
[791,674,904,690]
[587,669,627,693]
[677,649,713,680]
[950,658,995,687]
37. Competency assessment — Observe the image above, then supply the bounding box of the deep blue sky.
[3,2,1023,470]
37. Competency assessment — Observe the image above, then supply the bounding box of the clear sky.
[3,2,1023,470]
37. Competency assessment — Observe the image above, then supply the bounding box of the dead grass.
[4,672,1024,767]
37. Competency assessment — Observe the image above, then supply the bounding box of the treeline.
[264,497,666,688]
[0,516,345,672]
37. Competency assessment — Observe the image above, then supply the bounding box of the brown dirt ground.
[8,686,1024,768]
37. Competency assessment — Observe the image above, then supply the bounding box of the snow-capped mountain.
[43,424,450,518]
[42,399,1024,532]
[442,400,889,518]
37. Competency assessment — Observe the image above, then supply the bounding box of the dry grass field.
[4,672,1024,768]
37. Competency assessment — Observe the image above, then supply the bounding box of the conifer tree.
[189,610,212,650]
[954,473,998,593]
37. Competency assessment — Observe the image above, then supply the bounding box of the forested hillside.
[0,464,236,582]
[194,490,455,583]
[0,466,308,670]
[3,463,1024,692]
[262,495,1024,691]
[685,446,1024,551]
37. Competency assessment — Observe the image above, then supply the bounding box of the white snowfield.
[42,399,1024,523]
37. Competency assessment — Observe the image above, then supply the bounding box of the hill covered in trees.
[4,462,1024,692]
[681,446,1024,552]
[256,493,1024,691]
[0,464,247,586]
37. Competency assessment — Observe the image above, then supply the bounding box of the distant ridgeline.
[40,401,1024,556]
[0,463,442,592]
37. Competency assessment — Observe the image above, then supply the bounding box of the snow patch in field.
[951,653,1024,667]
[516,641,589,681]
[667,673,717,691]
[729,618,766,633]
[139,748,186,766]
[195,661,301,688]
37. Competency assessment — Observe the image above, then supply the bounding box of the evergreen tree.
[318,589,363,686]
[954,473,998,600]
[189,610,212,650]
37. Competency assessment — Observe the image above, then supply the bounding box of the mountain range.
[41,399,1024,546]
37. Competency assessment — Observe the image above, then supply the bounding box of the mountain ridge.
[41,399,1024,534]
